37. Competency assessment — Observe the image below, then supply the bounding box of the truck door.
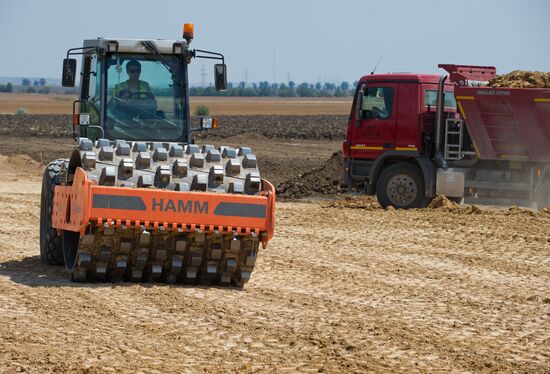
[350,83,398,159]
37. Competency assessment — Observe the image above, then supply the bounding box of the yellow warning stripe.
[457,100,467,119]
[472,143,480,157]
[350,145,418,151]
[534,98,550,103]
[350,145,383,150]
[499,154,529,159]
[455,96,474,100]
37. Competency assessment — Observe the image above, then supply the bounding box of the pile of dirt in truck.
[488,70,550,88]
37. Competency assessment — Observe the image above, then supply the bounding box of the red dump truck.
[342,64,550,209]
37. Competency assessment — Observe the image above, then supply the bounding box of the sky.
[1,0,549,86]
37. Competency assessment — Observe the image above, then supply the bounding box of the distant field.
[0,93,352,115]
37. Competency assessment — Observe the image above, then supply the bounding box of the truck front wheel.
[376,163,428,209]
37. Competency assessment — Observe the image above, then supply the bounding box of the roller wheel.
[376,162,428,209]
[40,159,68,265]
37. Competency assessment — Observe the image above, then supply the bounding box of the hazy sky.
[1,0,549,85]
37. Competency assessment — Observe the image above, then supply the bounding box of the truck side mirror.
[62,58,77,87]
[356,91,364,122]
[214,64,227,91]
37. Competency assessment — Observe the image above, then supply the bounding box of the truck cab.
[343,73,457,207]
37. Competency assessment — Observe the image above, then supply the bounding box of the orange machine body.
[52,167,276,248]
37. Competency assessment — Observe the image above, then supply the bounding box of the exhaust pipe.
[434,74,448,168]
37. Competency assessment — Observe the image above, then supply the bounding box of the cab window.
[361,86,394,120]
[104,53,185,141]
[424,90,456,108]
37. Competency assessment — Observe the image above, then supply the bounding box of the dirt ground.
[0,114,549,372]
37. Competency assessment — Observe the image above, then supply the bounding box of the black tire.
[40,159,68,265]
[536,179,550,210]
[376,162,428,209]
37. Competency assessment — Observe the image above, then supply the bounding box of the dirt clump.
[428,195,483,214]
[487,70,550,88]
[428,195,458,209]
[277,151,344,199]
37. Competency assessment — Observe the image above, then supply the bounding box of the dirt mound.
[0,154,43,177]
[427,195,483,214]
[428,195,458,209]
[277,151,344,199]
[487,70,550,88]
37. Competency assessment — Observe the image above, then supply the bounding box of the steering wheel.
[372,106,388,119]
[110,96,154,117]
[117,89,154,101]
[108,96,178,130]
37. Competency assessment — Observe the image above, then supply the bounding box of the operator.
[113,60,156,104]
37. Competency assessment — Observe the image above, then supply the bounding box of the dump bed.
[455,86,550,162]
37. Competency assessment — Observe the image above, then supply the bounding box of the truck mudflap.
[52,167,275,286]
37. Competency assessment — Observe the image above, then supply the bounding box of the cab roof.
[360,73,443,84]
[83,38,187,54]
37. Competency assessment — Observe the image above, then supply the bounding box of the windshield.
[104,53,186,141]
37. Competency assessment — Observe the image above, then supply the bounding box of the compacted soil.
[0,115,548,373]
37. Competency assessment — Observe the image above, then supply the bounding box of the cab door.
[349,82,398,160]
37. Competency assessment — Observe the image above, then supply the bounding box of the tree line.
[0,83,13,92]
[190,81,357,97]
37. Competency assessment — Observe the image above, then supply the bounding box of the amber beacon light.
[183,23,194,41]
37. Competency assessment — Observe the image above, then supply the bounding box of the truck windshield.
[424,90,456,108]
[104,53,185,141]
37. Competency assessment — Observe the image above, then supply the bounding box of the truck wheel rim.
[387,174,417,206]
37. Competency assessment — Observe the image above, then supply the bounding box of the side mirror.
[200,116,218,130]
[356,91,364,123]
[62,58,77,87]
[214,64,227,91]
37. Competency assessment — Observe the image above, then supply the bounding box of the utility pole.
[273,45,277,83]
[200,65,206,87]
